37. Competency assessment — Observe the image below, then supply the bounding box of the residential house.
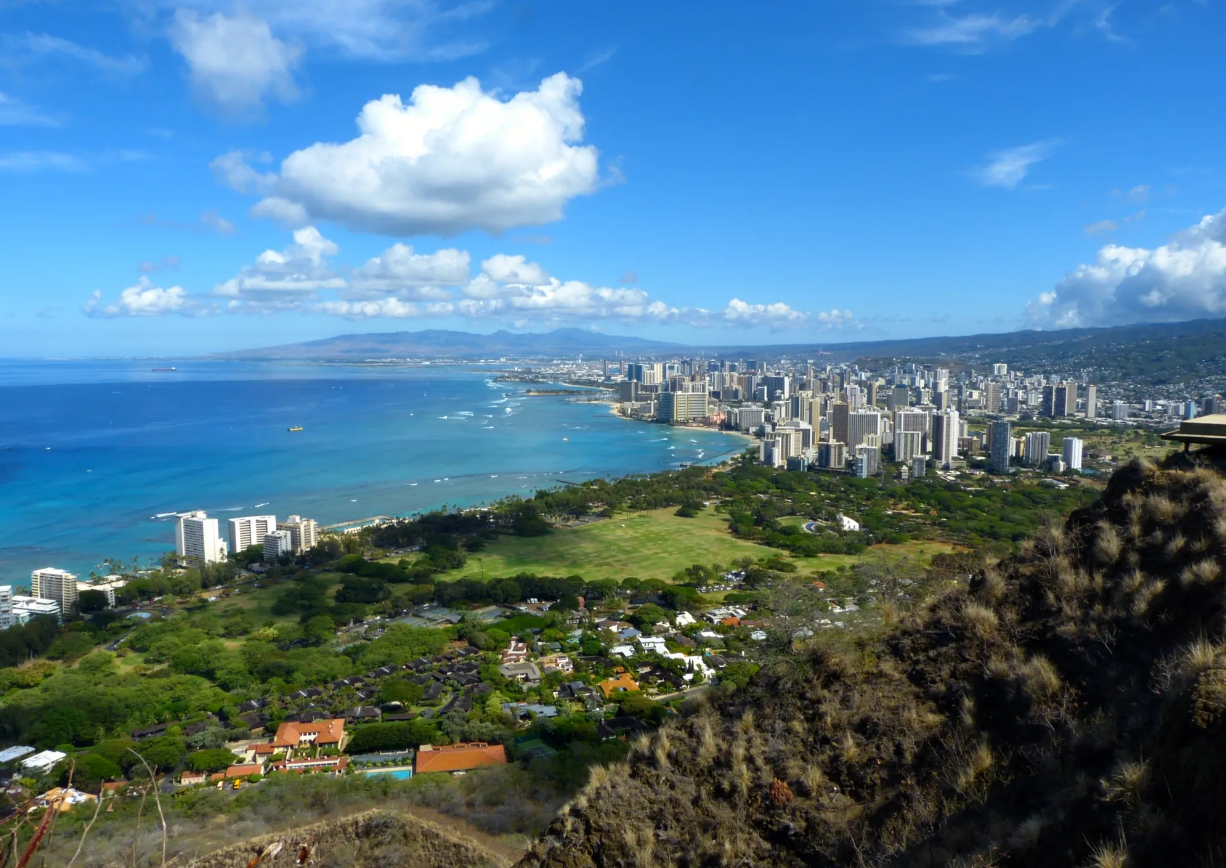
[38,788,96,811]
[343,706,382,722]
[501,639,530,664]
[224,763,266,779]
[179,770,207,787]
[637,636,668,655]
[617,627,642,641]
[609,645,635,658]
[415,742,508,775]
[674,611,697,627]
[498,661,542,685]
[271,718,348,753]
[130,723,169,741]
[502,702,559,722]
[540,655,574,674]
[597,673,641,699]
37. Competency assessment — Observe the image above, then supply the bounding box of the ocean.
[0,360,746,580]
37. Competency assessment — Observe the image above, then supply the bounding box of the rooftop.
[1162,414,1226,447]
[415,742,508,774]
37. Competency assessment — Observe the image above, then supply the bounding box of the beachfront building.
[76,575,127,608]
[0,586,11,629]
[11,596,62,625]
[263,529,294,561]
[657,389,708,424]
[228,515,277,554]
[277,516,319,555]
[176,511,228,565]
[30,568,78,615]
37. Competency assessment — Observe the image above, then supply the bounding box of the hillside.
[517,453,1226,868]
[187,809,510,868]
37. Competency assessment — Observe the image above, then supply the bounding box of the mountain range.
[213,318,1226,386]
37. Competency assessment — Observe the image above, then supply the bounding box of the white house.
[609,644,636,658]
[835,513,861,532]
[674,611,697,627]
[637,636,668,655]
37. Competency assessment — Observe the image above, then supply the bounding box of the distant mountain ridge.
[212,318,1226,385]
[209,328,683,360]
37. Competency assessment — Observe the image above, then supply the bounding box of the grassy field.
[438,506,958,583]
[207,572,344,623]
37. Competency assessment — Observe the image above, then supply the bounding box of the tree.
[630,604,667,629]
[127,736,185,773]
[77,590,109,614]
[68,753,122,790]
[304,614,336,644]
[379,679,424,705]
[187,748,238,773]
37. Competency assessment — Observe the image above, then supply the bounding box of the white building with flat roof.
[176,511,227,565]
[76,575,127,608]
[228,515,277,554]
[263,529,294,561]
[1062,437,1084,471]
[20,750,67,773]
[30,568,78,614]
[0,585,11,629]
[277,515,318,555]
[13,595,63,624]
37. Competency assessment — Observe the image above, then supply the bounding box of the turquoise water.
[0,360,744,580]
[362,768,414,779]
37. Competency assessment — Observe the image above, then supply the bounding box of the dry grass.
[1087,839,1129,868]
[1101,758,1149,806]
[962,602,999,640]
[1180,558,1222,587]
[1019,655,1062,701]
[1094,522,1123,565]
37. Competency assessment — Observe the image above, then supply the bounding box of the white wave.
[409,483,418,486]
[253,502,270,508]
[456,411,474,416]
[483,426,495,429]
[439,415,448,419]
[490,474,499,478]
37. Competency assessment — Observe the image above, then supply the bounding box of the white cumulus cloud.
[1026,208,1226,328]
[170,10,302,115]
[213,226,345,308]
[226,73,600,236]
[722,298,811,328]
[84,279,197,317]
[972,140,1059,189]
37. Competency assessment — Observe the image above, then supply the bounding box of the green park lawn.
[438,506,958,584]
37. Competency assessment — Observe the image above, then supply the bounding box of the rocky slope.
[518,456,1226,867]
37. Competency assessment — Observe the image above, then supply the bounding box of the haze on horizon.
[1,1,1224,357]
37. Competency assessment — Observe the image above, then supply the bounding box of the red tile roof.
[272,718,346,748]
[415,742,507,774]
[225,764,265,778]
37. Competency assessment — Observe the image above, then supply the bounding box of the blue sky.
[1,0,1224,356]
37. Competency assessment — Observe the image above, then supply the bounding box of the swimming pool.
[362,768,413,780]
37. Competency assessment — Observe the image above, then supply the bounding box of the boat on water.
[288,425,304,432]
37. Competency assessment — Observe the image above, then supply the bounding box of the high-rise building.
[0,586,11,629]
[760,438,783,468]
[30,568,79,614]
[228,515,277,554]
[853,446,879,478]
[984,382,1002,414]
[1062,437,1083,471]
[912,456,927,478]
[1085,384,1098,419]
[1024,431,1052,466]
[932,410,960,469]
[176,511,228,565]
[992,363,1008,376]
[264,530,295,561]
[989,421,1012,474]
[1112,401,1130,421]
[894,430,923,463]
[657,390,708,423]
[763,375,790,401]
[831,402,850,448]
[866,382,879,408]
[889,386,910,412]
[1041,384,1056,418]
[817,441,847,469]
[278,515,319,555]
[1184,401,1198,420]
[1055,382,1077,418]
[847,410,882,450]
[735,406,766,432]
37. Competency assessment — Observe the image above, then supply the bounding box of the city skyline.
[1,2,1224,357]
